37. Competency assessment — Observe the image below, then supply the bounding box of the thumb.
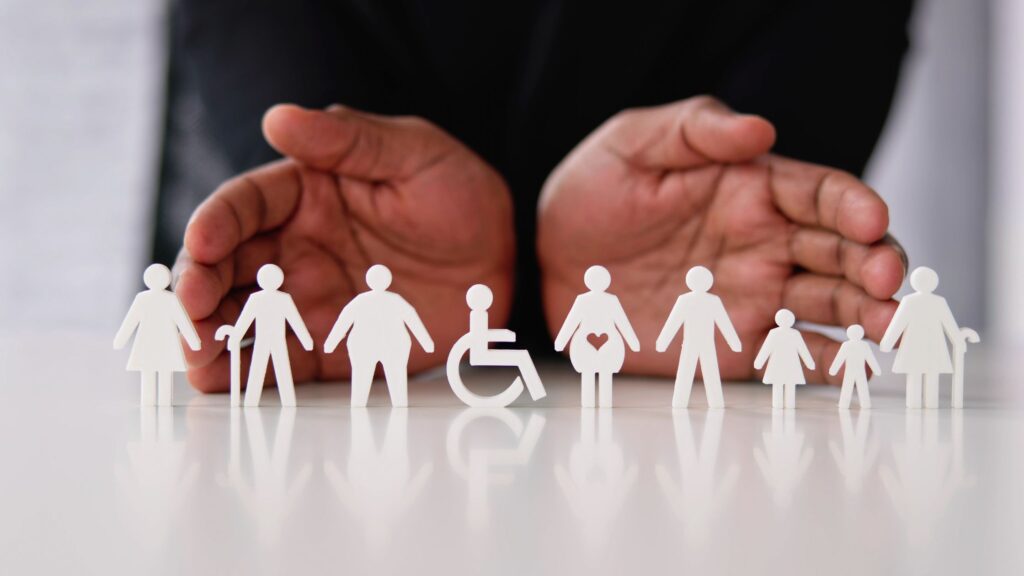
[262,104,452,180]
[604,96,776,169]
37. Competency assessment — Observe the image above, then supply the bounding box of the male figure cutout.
[656,267,742,408]
[324,264,434,407]
[466,284,546,401]
[829,324,881,409]
[231,264,314,407]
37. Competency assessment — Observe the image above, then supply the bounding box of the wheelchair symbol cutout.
[446,284,547,408]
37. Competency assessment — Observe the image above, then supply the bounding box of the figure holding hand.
[753,309,815,409]
[554,266,640,408]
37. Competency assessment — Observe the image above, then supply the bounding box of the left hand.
[538,96,905,384]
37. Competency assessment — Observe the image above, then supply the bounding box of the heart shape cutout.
[586,332,609,350]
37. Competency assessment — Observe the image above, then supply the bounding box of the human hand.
[175,104,515,392]
[538,96,905,384]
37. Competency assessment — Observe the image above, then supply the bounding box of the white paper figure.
[553,266,640,408]
[446,284,546,407]
[324,265,434,408]
[655,266,742,409]
[753,309,815,409]
[829,324,881,409]
[114,263,202,406]
[880,266,967,409]
[230,264,314,407]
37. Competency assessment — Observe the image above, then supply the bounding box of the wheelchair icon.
[446,284,547,408]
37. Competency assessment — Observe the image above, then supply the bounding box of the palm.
[539,98,904,384]
[176,106,514,392]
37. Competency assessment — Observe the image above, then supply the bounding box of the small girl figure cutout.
[829,324,881,410]
[554,266,640,407]
[753,309,815,409]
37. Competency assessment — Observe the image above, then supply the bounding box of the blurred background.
[0,0,1020,345]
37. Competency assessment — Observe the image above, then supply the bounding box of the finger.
[604,95,776,169]
[183,288,250,369]
[800,331,845,386]
[262,103,454,181]
[782,274,899,341]
[183,159,302,264]
[173,250,234,321]
[789,228,905,299]
[769,156,889,245]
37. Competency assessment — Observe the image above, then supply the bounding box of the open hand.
[538,96,905,384]
[175,105,515,392]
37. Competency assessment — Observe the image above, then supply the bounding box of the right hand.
[175,105,515,392]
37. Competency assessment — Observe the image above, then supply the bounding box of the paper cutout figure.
[879,266,968,409]
[114,263,202,406]
[229,264,314,407]
[446,284,546,407]
[554,266,640,408]
[324,265,434,408]
[753,309,815,409]
[829,324,881,409]
[656,266,742,408]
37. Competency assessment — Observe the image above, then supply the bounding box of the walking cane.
[214,325,241,407]
[953,327,980,409]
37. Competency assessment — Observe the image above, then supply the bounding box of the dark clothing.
[156,0,913,351]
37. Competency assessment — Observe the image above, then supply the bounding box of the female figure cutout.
[753,309,815,409]
[554,266,640,407]
[880,266,964,408]
[114,263,202,406]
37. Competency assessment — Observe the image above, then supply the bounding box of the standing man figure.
[231,264,314,407]
[656,267,742,409]
[324,264,435,408]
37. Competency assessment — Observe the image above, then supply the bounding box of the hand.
[538,96,905,384]
[175,104,515,392]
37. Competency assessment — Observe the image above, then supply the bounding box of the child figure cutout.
[655,266,742,408]
[829,324,881,410]
[230,264,314,407]
[753,309,815,409]
[114,263,202,406]
[324,264,434,408]
[880,266,966,409]
[554,266,640,408]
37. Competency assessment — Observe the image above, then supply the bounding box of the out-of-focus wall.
[864,0,989,331]
[0,0,165,332]
[991,0,1024,346]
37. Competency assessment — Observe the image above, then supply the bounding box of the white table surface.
[1,330,1021,575]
